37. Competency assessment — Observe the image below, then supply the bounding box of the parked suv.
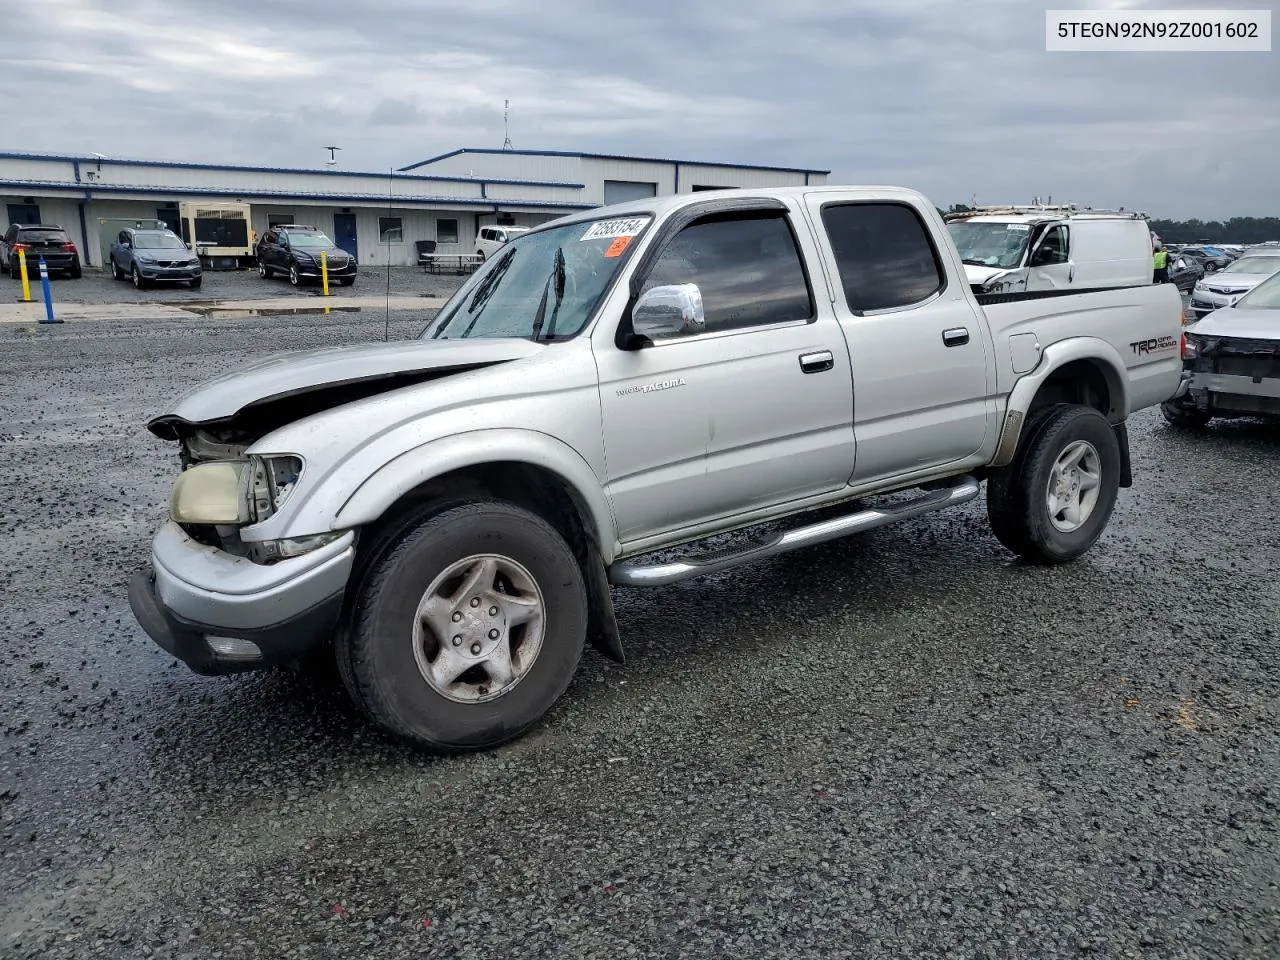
[476,225,529,260]
[110,227,202,289]
[256,225,356,287]
[1,223,82,279]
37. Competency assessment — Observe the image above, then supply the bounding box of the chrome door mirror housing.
[630,283,705,344]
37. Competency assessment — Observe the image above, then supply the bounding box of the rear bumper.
[129,521,355,675]
[13,255,78,272]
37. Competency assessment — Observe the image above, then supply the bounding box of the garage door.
[603,180,658,206]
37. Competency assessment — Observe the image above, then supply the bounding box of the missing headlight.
[248,455,304,523]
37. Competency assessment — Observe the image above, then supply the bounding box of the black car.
[0,223,83,279]
[1178,247,1231,273]
[1167,253,1205,293]
[255,225,356,287]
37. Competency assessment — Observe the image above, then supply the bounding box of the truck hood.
[1187,306,1280,341]
[148,337,546,440]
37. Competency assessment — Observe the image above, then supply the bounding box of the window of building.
[819,203,945,312]
[6,203,41,226]
[603,180,658,206]
[436,218,458,244]
[640,211,813,335]
[268,214,295,228]
[379,217,404,243]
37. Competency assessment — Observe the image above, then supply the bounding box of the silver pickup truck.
[129,186,1184,751]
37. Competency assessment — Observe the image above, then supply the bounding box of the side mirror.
[629,283,705,345]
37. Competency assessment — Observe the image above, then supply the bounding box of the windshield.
[18,229,69,243]
[132,232,186,250]
[947,221,1033,270]
[423,214,652,341]
[1234,271,1280,309]
[1220,256,1280,275]
[287,232,334,248]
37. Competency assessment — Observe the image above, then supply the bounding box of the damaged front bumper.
[128,521,355,675]
[1169,337,1280,419]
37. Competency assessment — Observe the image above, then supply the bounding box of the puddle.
[177,304,363,318]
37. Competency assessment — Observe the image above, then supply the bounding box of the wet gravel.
[19,263,466,304]
[1,308,1278,959]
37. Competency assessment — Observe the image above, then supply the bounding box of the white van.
[475,225,530,260]
[946,205,1153,295]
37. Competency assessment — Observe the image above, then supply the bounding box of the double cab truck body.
[129,186,1185,751]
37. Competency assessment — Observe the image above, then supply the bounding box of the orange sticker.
[604,236,632,258]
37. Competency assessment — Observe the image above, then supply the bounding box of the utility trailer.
[178,201,253,270]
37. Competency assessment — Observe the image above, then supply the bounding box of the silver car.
[1187,253,1280,320]
[1164,269,1280,427]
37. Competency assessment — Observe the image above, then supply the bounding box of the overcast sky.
[4,0,1277,220]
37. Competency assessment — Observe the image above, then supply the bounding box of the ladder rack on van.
[944,204,1148,222]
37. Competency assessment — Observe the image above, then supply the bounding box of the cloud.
[0,0,1275,219]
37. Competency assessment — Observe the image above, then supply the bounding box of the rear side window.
[820,203,945,312]
[641,212,814,334]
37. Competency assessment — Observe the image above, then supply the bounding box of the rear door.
[594,199,856,543]
[802,191,997,486]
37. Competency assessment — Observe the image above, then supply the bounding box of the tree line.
[940,205,1280,245]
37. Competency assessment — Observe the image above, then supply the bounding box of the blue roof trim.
[400,147,831,176]
[0,179,599,210]
[0,152,585,190]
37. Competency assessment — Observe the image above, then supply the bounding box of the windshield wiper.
[431,247,516,339]
[961,257,992,266]
[530,247,566,341]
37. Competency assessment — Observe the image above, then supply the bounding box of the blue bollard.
[37,256,61,324]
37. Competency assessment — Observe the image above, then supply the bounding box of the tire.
[131,264,146,289]
[339,276,355,286]
[476,250,486,262]
[69,264,82,279]
[342,499,588,751]
[259,260,273,279]
[1161,400,1211,429]
[288,262,301,287]
[985,404,1121,564]
[111,259,123,281]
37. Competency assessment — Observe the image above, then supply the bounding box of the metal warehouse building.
[0,147,829,269]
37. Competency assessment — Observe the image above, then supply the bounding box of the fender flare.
[333,428,621,560]
[990,337,1129,468]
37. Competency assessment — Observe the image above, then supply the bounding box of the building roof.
[0,151,584,190]
[399,147,831,176]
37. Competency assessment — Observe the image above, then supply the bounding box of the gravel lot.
[1,306,1277,959]
[8,263,467,304]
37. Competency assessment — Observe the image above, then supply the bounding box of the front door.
[1025,224,1073,290]
[803,192,995,486]
[594,203,856,544]
[334,214,358,259]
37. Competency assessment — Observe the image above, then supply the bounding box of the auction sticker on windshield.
[581,217,648,242]
[1007,224,1031,232]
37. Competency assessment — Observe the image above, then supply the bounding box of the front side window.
[826,203,945,312]
[948,220,1033,271]
[424,214,653,341]
[639,212,814,334]
[1032,225,1069,265]
[437,218,459,244]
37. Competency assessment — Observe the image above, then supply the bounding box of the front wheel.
[189,276,202,290]
[1161,399,1211,429]
[340,500,588,751]
[986,404,1121,564]
[339,276,355,286]
[131,264,146,289]
[288,262,300,286]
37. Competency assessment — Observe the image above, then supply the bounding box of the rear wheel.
[340,500,587,751]
[69,264,82,279]
[1161,399,1211,429]
[986,404,1121,564]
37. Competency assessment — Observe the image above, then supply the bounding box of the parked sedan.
[1188,254,1280,320]
[110,228,203,289]
[1,223,83,279]
[256,225,356,287]
[1163,269,1280,427]
[1167,253,1204,293]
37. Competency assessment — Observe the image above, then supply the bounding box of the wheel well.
[1027,359,1119,422]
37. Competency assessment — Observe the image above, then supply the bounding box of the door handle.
[799,350,834,373]
[942,327,970,347]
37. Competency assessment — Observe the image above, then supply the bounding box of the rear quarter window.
[820,202,945,312]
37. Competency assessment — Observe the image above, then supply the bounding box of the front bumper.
[1189,290,1245,318]
[128,521,356,675]
[1177,371,1280,419]
[137,263,202,281]
[294,260,357,279]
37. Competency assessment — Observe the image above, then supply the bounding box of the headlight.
[1181,334,1199,360]
[170,461,251,524]
[170,455,302,526]
[136,254,156,264]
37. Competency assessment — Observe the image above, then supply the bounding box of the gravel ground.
[8,264,466,304]
[1,309,1277,959]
